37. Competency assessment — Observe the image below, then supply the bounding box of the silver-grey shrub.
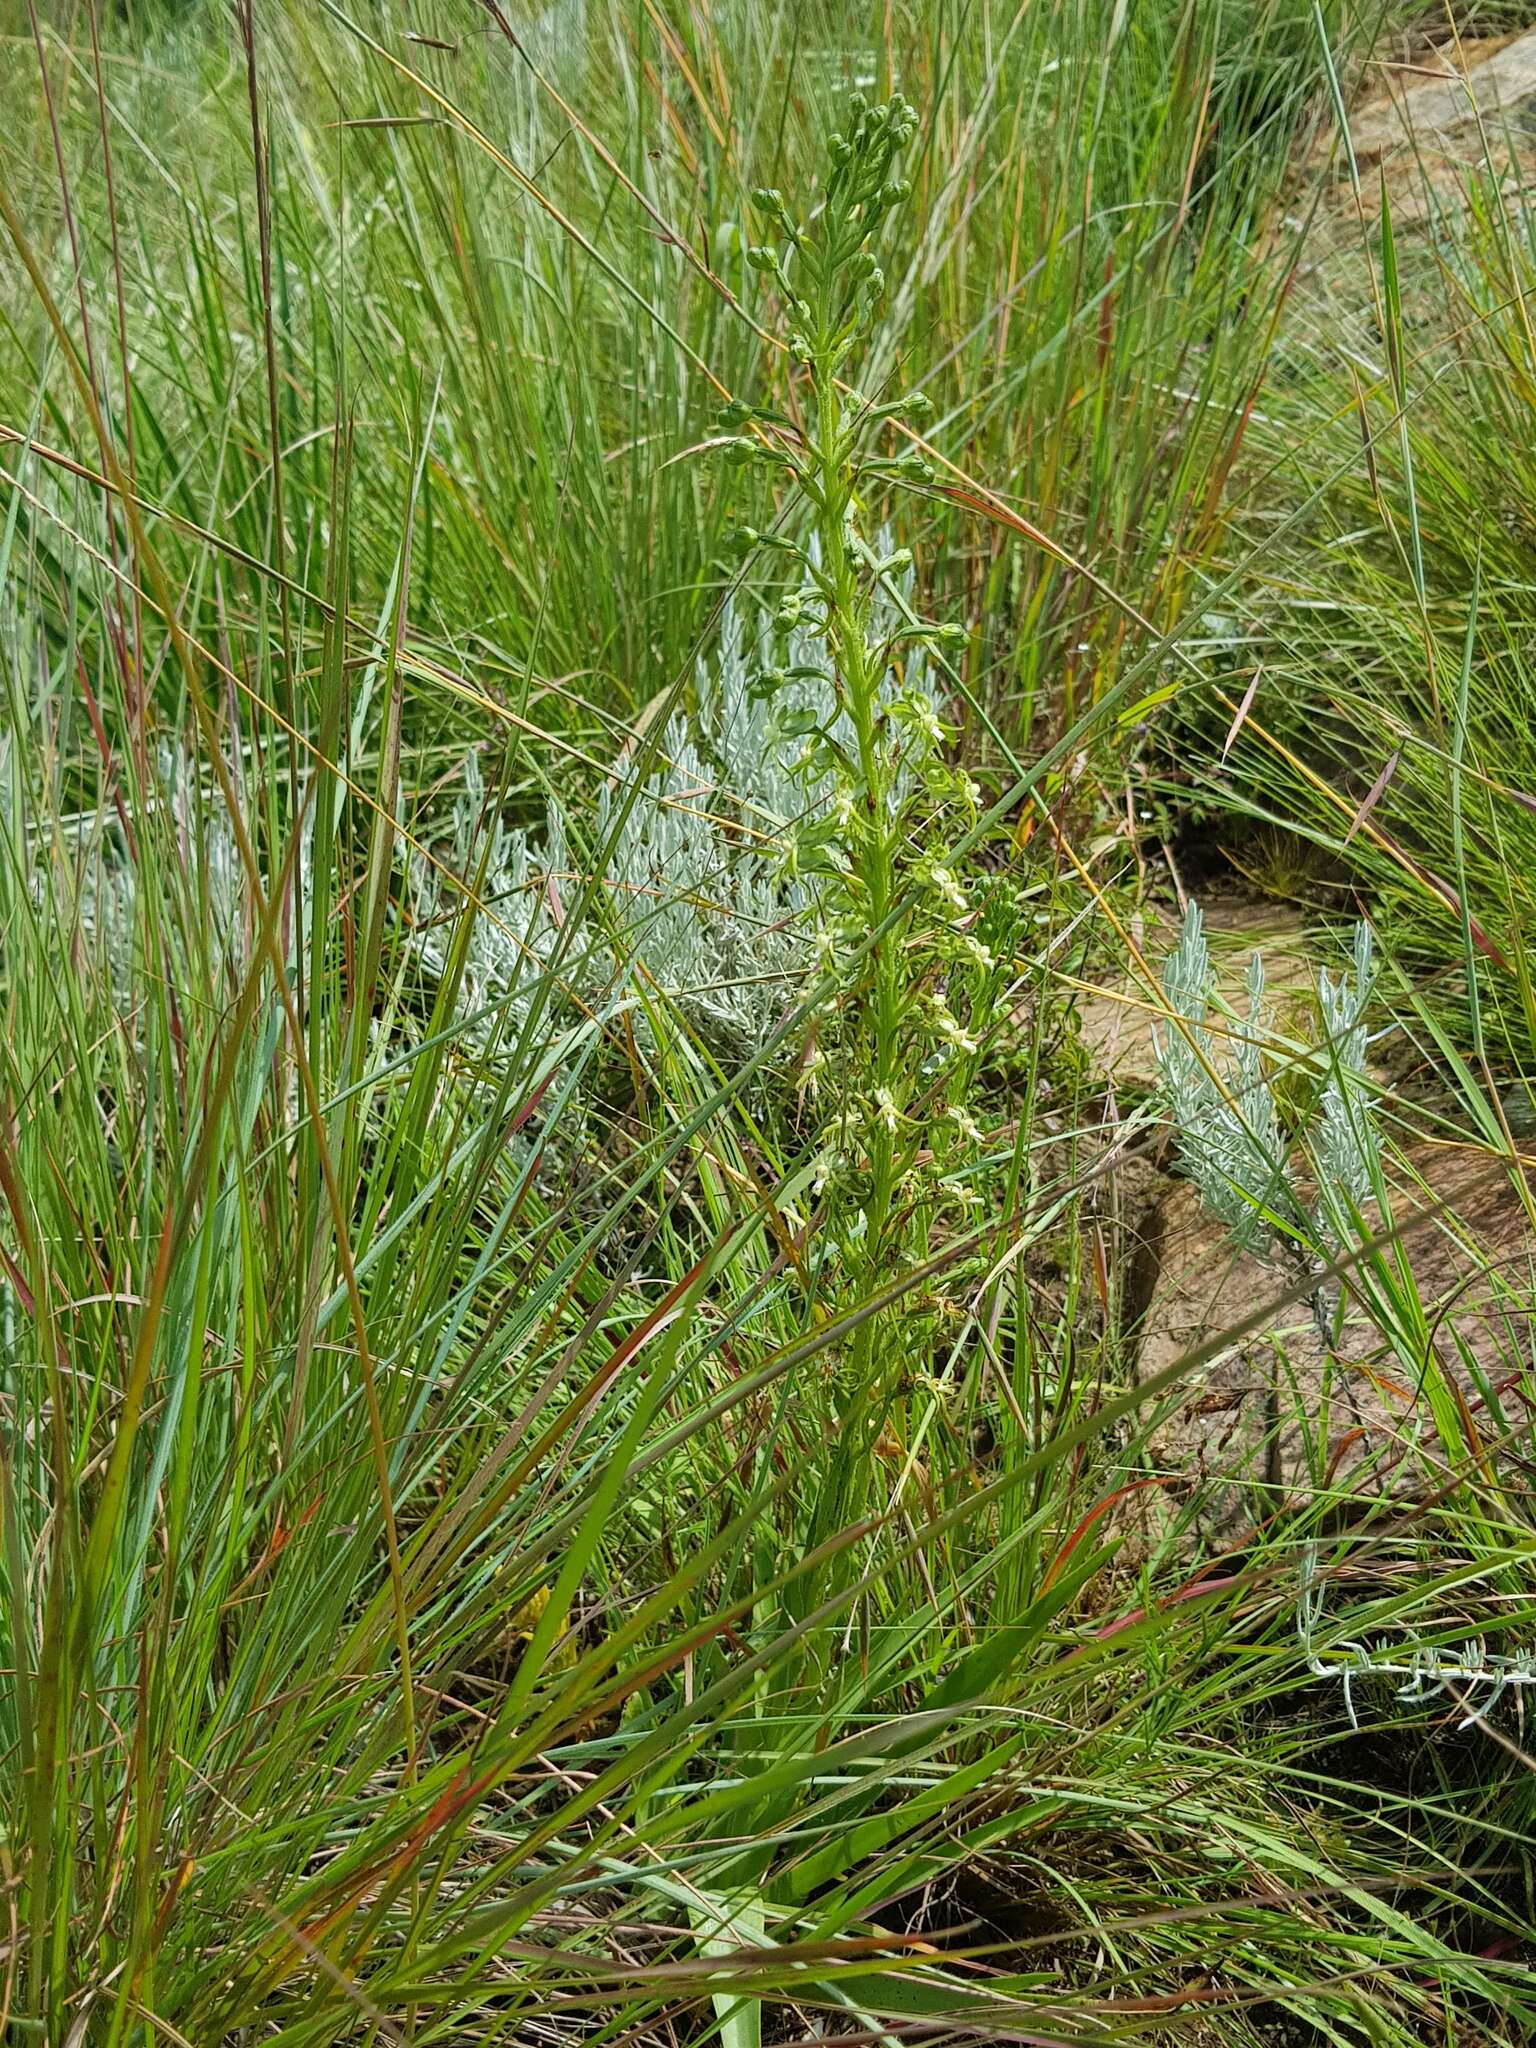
[1153,902,1382,1257]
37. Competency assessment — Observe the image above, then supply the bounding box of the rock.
[1347,29,1536,170]
[1280,25,1536,366]
[1316,27,1536,227]
[1127,1140,1534,1549]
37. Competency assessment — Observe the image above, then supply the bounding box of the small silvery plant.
[1298,1543,1536,1731]
[1312,920,1383,1244]
[1153,901,1382,1260]
[405,632,826,1057]
[594,712,809,1040]
[1154,902,1299,1251]
[404,748,567,1046]
[708,530,945,850]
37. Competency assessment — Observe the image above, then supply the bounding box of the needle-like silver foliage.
[1153,901,1296,1250]
[1154,903,1382,1257]
[1313,920,1381,1238]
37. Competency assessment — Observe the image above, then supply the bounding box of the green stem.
[809,347,902,1403]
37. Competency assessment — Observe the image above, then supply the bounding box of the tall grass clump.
[0,0,1375,751]
[1156,110,1536,1081]
[2,2,1535,2045]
